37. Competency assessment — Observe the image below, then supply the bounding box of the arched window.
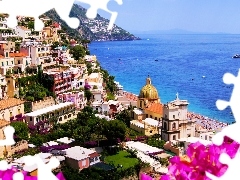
[164,122,167,130]
[173,135,176,140]
[172,123,176,129]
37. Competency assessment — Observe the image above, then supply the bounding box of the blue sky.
[77,0,240,34]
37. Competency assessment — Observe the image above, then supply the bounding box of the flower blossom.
[161,136,240,180]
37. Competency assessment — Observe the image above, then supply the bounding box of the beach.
[120,90,229,131]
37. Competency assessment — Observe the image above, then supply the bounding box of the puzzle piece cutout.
[205,149,240,180]
[24,154,60,180]
[0,125,15,146]
[205,69,240,179]
[0,0,123,31]
[212,69,240,146]
[76,0,123,30]
[0,0,78,31]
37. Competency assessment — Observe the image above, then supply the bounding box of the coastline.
[120,89,228,131]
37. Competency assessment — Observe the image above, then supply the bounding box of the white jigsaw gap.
[24,155,60,180]
[0,126,15,146]
[0,0,79,31]
[206,149,240,180]
[76,0,123,30]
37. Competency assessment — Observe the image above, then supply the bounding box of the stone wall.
[31,96,56,111]
[10,140,28,155]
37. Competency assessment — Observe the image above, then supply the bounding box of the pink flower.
[161,136,240,180]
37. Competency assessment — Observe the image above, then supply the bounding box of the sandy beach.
[187,112,228,131]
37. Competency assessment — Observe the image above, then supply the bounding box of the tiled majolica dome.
[139,76,159,100]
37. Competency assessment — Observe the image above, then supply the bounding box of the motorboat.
[232,54,240,58]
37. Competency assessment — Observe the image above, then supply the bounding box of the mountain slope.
[45,4,140,41]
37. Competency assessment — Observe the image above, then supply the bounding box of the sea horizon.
[88,33,239,124]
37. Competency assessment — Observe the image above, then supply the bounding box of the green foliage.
[69,45,86,60]
[103,120,127,143]
[12,148,40,159]
[84,89,92,102]
[100,69,116,94]
[51,41,60,49]
[10,121,29,141]
[18,70,54,101]
[116,109,132,127]
[27,21,34,30]
[146,138,165,149]
[106,92,115,101]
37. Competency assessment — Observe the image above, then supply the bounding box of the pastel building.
[130,118,160,136]
[63,146,100,171]
[0,98,25,122]
[15,26,31,41]
[58,91,87,110]
[130,76,163,135]
[25,102,76,127]
[161,94,196,142]
[88,73,103,84]
[44,69,72,95]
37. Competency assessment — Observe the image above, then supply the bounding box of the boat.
[155,59,158,61]
[232,54,240,58]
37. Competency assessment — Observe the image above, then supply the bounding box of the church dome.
[139,76,159,99]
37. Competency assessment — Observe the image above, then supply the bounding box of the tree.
[103,120,127,144]
[10,121,29,141]
[69,45,86,60]
[27,21,34,30]
[116,109,132,127]
[84,89,92,102]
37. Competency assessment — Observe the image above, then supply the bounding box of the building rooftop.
[177,137,212,146]
[133,108,144,115]
[0,119,10,127]
[145,103,163,115]
[25,102,73,117]
[63,146,97,161]
[56,137,75,144]
[143,118,160,127]
[126,141,163,154]
[89,73,99,79]
[130,120,144,128]
[0,98,25,110]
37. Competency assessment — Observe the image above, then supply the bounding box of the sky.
[76,0,240,34]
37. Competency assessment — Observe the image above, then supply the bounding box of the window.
[146,114,148,118]
[172,123,176,129]
[173,115,175,119]
[95,157,98,161]
[150,115,152,118]
[6,61,8,66]
[82,160,86,166]
[155,117,157,120]
[96,108,98,111]
[1,62,3,66]
[173,135,176,140]
[10,112,12,117]
[165,114,167,118]
[30,117,32,121]
[18,109,20,114]
[11,61,13,64]
[18,60,20,64]
[150,130,153,133]
[164,122,167,130]
[140,101,142,108]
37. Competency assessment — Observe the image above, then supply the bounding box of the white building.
[25,102,76,126]
[15,26,31,41]
[161,94,196,142]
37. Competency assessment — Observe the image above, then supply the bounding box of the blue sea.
[88,34,240,124]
